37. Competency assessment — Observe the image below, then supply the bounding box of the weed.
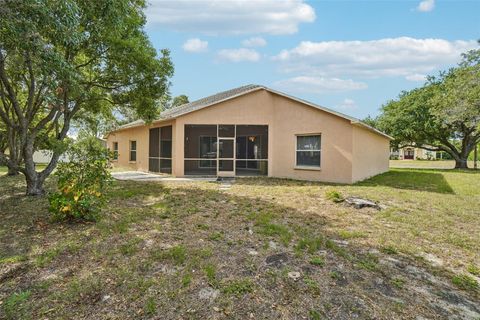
[309,309,322,320]
[304,278,320,295]
[309,256,325,267]
[329,271,340,280]
[357,254,379,271]
[222,278,254,296]
[197,223,209,230]
[3,290,31,320]
[391,277,406,289]
[325,239,351,260]
[120,237,142,256]
[338,230,366,240]
[182,273,192,287]
[380,245,398,255]
[0,255,26,264]
[296,235,324,254]
[325,189,344,203]
[208,232,223,241]
[203,263,218,287]
[466,264,480,276]
[452,274,479,292]
[165,245,187,265]
[145,296,157,315]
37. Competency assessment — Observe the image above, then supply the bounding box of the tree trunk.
[454,158,468,169]
[7,166,19,176]
[25,171,46,196]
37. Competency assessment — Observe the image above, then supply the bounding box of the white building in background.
[390,146,439,160]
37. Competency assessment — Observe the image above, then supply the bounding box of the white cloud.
[145,0,315,35]
[273,76,368,93]
[274,37,477,80]
[182,38,208,53]
[242,37,267,47]
[335,98,358,111]
[217,48,261,62]
[417,0,435,12]
[405,73,427,82]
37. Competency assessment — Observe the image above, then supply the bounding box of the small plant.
[3,290,31,320]
[304,278,321,295]
[182,273,192,287]
[357,254,379,271]
[208,232,223,241]
[49,137,112,222]
[391,277,406,289]
[309,256,325,267]
[222,278,254,296]
[166,245,187,265]
[203,263,218,287]
[296,235,324,254]
[452,274,479,292]
[329,271,341,280]
[309,309,322,320]
[466,264,480,276]
[381,245,398,255]
[144,296,157,315]
[325,189,344,203]
[338,230,366,240]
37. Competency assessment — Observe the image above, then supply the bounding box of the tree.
[377,48,480,169]
[0,0,173,195]
[171,95,189,108]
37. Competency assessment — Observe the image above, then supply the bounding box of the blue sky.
[144,0,479,119]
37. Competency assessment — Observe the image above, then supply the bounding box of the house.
[390,146,438,160]
[105,85,392,184]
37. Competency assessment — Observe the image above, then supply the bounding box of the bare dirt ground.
[0,169,479,319]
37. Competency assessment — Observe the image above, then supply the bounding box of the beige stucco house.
[106,85,392,184]
[390,146,438,160]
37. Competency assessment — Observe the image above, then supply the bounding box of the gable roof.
[109,84,392,139]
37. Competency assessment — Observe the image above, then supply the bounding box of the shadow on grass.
[357,169,455,194]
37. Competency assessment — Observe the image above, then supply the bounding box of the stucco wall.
[106,89,390,183]
[351,125,390,183]
[107,120,175,172]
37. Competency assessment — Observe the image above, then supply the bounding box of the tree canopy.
[0,0,173,194]
[377,48,480,168]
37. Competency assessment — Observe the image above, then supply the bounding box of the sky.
[144,0,480,119]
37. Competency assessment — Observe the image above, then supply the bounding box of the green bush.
[49,137,111,222]
[325,189,344,203]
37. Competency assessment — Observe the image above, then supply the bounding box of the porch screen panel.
[235,125,268,176]
[160,126,172,174]
[184,125,217,175]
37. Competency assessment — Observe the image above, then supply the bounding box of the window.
[113,142,118,160]
[296,135,321,167]
[129,141,137,162]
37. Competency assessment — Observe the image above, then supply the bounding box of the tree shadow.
[357,169,455,194]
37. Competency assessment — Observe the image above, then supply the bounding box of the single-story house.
[390,146,438,160]
[106,84,392,184]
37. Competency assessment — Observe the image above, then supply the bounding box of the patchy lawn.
[390,160,478,169]
[0,169,479,319]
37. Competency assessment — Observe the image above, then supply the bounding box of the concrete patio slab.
[112,171,216,182]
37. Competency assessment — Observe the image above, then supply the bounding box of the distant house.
[105,85,392,184]
[391,146,438,160]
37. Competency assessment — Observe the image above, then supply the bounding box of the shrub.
[325,189,344,203]
[49,137,111,222]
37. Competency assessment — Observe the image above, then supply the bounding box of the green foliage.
[171,95,189,109]
[309,256,325,267]
[221,278,254,296]
[3,290,31,320]
[296,235,324,254]
[309,309,323,320]
[144,296,157,316]
[325,189,344,203]
[452,274,479,292]
[203,263,218,287]
[48,137,111,221]
[0,0,173,194]
[467,264,480,276]
[377,48,480,168]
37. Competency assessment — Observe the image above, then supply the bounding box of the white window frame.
[112,142,119,161]
[295,134,321,170]
[129,140,137,162]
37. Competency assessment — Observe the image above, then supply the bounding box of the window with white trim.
[113,142,118,160]
[129,141,137,162]
[296,135,321,167]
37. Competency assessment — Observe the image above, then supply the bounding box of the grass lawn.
[0,169,479,319]
[390,159,478,169]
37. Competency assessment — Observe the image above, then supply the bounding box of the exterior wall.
[106,120,175,172]
[173,90,354,183]
[106,89,390,184]
[352,125,390,182]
